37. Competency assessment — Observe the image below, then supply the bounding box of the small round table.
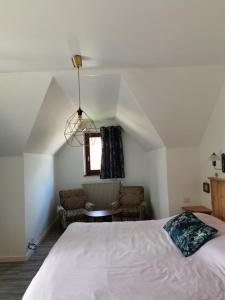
[82,209,122,222]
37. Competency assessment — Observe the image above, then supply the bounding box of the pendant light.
[64,55,97,146]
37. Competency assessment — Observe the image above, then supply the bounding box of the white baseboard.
[37,218,57,245]
[26,217,58,260]
[0,255,27,262]
[26,248,34,260]
[0,218,58,263]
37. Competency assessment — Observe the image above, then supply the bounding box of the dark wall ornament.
[209,152,225,172]
[203,182,210,193]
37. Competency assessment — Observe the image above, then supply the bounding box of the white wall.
[0,157,26,261]
[147,147,169,219]
[167,147,201,216]
[55,129,149,209]
[56,129,201,219]
[122,132,149,187]
[200,80,225,208]
[147,147,201,219]
[55,119,118,192]
[24,153,56,247]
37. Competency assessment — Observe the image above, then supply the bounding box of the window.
[84,132,102,176]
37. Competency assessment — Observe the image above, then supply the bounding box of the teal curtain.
[100,126,125,179]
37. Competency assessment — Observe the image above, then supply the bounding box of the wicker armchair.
[58,189,95,229]
[111,186,146,221]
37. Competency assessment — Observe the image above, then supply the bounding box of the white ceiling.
[0,71,121,156]
[1,1,225,155]
[1,0,225,71]
[54,72,120,120]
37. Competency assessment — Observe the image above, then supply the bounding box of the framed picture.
[203,182,210,193]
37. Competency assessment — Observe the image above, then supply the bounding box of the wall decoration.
[209,152,225,173]
[203,182,210,193]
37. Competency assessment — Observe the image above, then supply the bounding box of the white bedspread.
[23,214,225,300]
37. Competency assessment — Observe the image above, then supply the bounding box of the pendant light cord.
[77,66,81,108]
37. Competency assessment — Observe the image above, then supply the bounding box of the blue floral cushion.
[163,212,218,257]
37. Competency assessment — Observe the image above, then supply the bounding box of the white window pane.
[90,137,102,170]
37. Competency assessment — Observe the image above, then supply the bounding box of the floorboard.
[0,223,63,300]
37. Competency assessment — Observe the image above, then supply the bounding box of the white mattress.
[23,214,225,300]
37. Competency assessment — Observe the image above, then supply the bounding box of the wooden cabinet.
[208,177,225,221]
[182,206,212,214]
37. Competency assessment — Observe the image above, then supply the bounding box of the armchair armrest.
[57,205,65,215]
[139,201,146,220]
[140,201,146,208]
[111,200,121,210]
[57,205,67,229]
[85,201,95,211]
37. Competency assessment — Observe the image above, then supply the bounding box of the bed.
[23,213,225,300]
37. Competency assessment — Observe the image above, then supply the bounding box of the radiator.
[82,181,121,210]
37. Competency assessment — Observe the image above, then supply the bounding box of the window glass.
[89,137,102,170]
[84,133,101,176]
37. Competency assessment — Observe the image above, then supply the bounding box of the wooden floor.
[0,223,63,300]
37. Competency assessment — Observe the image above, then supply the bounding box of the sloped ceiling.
[54,72,120,120]
[116,78,164,151]
[1,1,225,155]
[25,79,74,154]
[122,67,225,147]
[0,73,51,156]
[1,68,225,156]
[0,72,121,156]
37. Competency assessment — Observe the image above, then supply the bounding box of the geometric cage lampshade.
[64,108,97,147]
[64,54,98,147]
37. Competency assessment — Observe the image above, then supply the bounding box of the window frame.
[84,132,101,176]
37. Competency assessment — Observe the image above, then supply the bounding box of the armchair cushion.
[66,208,85,219]
[62,195,86,210]
[120,186,144,206]
[120,206,139,217]
[58,188,96,229]
[59,189,86,209]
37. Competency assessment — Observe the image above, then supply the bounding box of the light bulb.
[75,117,86,130]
